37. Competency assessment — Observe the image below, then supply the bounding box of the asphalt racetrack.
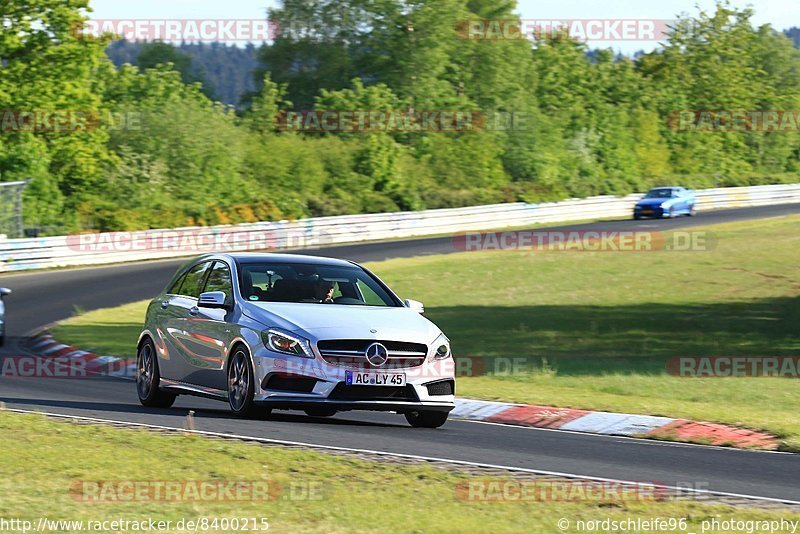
[1,203,799,502]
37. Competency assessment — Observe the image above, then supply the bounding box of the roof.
[227,252,356,267]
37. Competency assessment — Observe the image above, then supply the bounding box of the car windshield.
[644,189,674,199]
[238,262,400,307]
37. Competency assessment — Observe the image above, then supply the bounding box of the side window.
[178,262,212,298]
[203,261,233,297]
[167,272,187,295]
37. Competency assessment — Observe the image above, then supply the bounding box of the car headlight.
[432,333,451,360]
[262,329,314,359]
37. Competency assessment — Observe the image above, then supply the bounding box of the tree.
[0,0,110,230]
[241,74,291,134]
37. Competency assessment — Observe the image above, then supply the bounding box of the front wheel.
[137,338,176,408]
[405,410,449,428]
[228,348,257,417]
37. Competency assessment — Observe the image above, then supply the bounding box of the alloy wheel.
[228,350,250,412]
[137,342,154,400]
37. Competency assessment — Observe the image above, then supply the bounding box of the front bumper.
[251,348,456,413]
[634,206,667,218]
[254,398,454,413]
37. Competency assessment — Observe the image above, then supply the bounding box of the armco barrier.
[1,184,798,272]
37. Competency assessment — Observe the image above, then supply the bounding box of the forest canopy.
[1,1,799,234]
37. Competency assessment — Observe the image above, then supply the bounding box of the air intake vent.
[262,374,317,393]
[329,384,418,401]
[426,380,455,396]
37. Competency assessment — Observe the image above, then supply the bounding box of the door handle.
[189,306,199,316]
[160,301,169,309]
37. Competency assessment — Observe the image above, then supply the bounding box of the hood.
[242,301,442,344]
[636,198,672,208]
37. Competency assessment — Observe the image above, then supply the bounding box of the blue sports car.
[633,187,696,219]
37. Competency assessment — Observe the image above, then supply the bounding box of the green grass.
[52,301,146,358]
[53,216,800,448]
[378,216,800,449]
[0,412,796,533]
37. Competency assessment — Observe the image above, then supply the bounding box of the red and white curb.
[25,332,781,450]
[452,399,779,450]
[27,332,136,378]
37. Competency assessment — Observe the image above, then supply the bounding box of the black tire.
[0,335,5,347]
[136,338,176,408]
[227,347,258,417]
[405,410,449,428]
[633,215,641,220]
[304,408,337,418]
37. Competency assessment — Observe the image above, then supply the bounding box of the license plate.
[642,210,653,215]
[345,370,406,386]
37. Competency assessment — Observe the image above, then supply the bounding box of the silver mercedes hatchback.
[136,253,455,427]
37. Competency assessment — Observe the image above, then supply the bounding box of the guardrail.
[1,183,798,272]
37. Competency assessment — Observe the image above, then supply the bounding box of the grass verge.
[0,412,797,533]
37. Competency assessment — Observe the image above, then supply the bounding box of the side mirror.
[404,299,424,313]
[198,291,228,309]
[0,288,11,299]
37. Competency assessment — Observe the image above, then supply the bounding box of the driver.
[312,279,335,303]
